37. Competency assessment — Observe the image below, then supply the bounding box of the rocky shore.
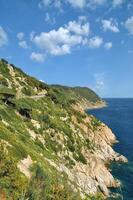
[65,100,128,198]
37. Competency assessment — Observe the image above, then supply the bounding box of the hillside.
[51,85,101,103]
[0,59,127,200]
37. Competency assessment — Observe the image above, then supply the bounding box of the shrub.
[78,151,87,164]
[26,164,50,200]
[1,58,8,64]
[0,142,28,199]
[21,87,34,96]
[91,117,101,131]
[67,140,75,152]
[74,151,87,165]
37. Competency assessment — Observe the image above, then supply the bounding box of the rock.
[115,155,128,163]
[17,155,33,178]
[98,183,109,197]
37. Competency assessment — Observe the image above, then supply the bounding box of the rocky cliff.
[0,59,127,200]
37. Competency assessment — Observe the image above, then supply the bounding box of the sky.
[0,0,133,97]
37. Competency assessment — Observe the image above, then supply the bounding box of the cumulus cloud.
[39,0,62,10]
[39,0,86,9]
[104,42,112,50]
[18,41,29,49]
[101,19,119,32]
[88,0,106,8]
[125,16,133,35]
[17,32,24,40]
[88,36,103,48]
[38,0,107,10]
[67,0,86,8]
[50,44,71,55]
[32,18,90,56]
[0,26,8,47]
[66,20,90,36]
[39,0,51,7]
[30,52,45,62]
[112,0,124,7]
[17,32,29,49]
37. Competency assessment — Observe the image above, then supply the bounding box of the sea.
[87,98,133,200]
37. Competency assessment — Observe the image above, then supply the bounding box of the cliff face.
[63,103,127,198]
[0,59,127,200]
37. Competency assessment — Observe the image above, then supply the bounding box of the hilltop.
[0,59,126,200]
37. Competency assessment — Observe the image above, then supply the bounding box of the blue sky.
[0,0,133,97]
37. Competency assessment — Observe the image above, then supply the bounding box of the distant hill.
[51,84,101,103]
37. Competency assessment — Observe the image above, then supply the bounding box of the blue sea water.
[87,99,133,200]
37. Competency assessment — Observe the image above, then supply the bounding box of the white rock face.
[18,155,33,178]
[69,124,119,197]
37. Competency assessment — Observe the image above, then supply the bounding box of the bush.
[21,87,34,96]
[91,117,101,131]
[74,151,87,165]
[67,140,75,152]
[26,164,50,200]
[0,142,28,199]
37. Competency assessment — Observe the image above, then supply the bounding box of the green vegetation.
[51,85,101,103]
[91,117,102,131]
[0,87,15,97]
[0,59,104,200]
[0,142,28,199]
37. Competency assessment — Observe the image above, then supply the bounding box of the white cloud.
[112,0,124,7]
[44,13,56,24]
[88,36,103,48]
[39,0,107,10]
[93,73,105,94]
[39,0,51,7]
[30,31,35,41]
[33,28,81,49]
[54,0,62,9]
[30,52,45,62]
[0,26,8,47]
[39,0,86,9]
[69,0,107,9]
[104,42,112,50]
[88,0,106,7]
[125,16,133,35]
[50,44,71,55]
[93,0,106,5]
[67,0,86,8]
[78,16,87,22]
[88,0,107,9]
[66,20,90,36]
[45,12,50,22]
[102,19,119,32]
[17,32,24,40]
[17,32,29,49]
[39,0,62,10]
[32,19,90,56]
[18,40,29,49]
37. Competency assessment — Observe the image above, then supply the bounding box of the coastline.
[87,101,107,110]
[81,99,107,111]
[85,100,128,198]
[67,99,128,198]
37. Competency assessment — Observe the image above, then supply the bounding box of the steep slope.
[0,59,127,200]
